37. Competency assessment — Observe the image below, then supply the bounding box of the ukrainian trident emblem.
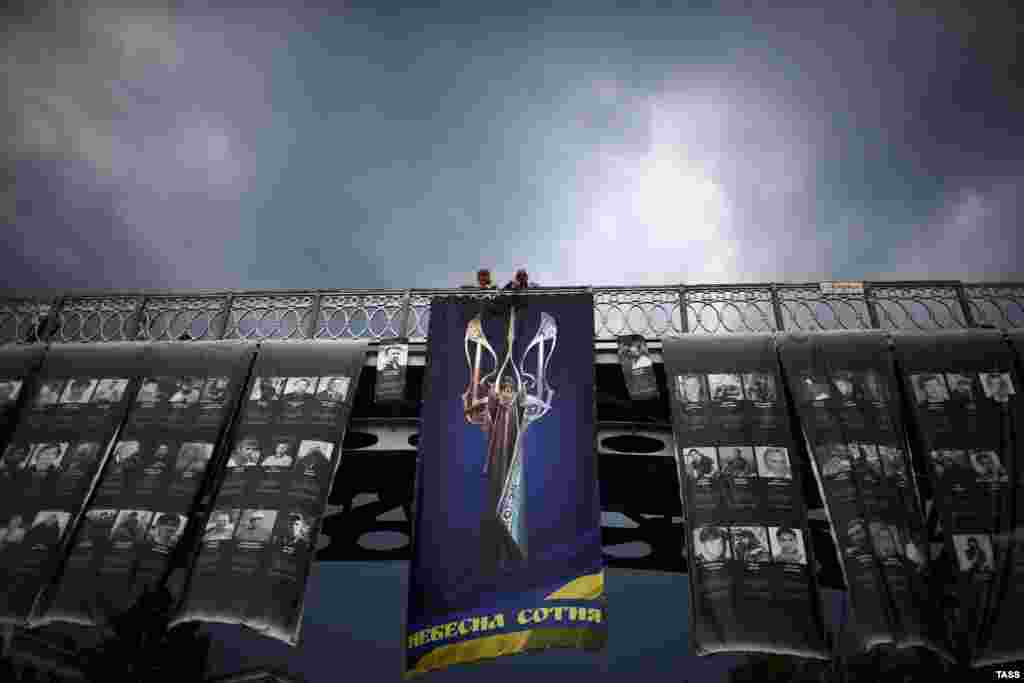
[463,306,556,570]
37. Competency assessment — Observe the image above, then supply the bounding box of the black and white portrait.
[869,521,902,560]
[682,447,718,480]
[845,518,871,557]
[283,377,317,401]
[911,373,950,404]
[877,444,906,477]
[169,377,203,405]
[798,375,832,402]
[112,440,141,468]
[676,374,707,404]
[92,378,128,404]
[60,378,97,404]
[228,437,262,468]
[817,443,852,477]
[969,450,1008,482]
[742,373,776,402]
[850,443,883,478]
[277,511,312,550]
[316,376,351,402]
[79,509,118,544]
[0,379,23,403]
[27,442,68,473]
[730,526,771,563]
[719,446,756,478]
[769,526,806,564]
[694,525,731,564]
[756,446,792,479]
[35,379,65,407]
[954,534,993,573]
[147,512,187,548]
[25,511,70,548]
[203,509,239,542]
[980,372,1015,403]
[135,377,166,404]
[110,510,153,543]
[235,509,277,543]
[296,440,333,477]
[261,440,295,468]
[378,345,409,372]
[0,444,31,471]
[176,442,213,473]
[945,373,975,401]
[201,377,230,402]
[707,374,744,402]
[250,377,286,402]
[831,371,861,401]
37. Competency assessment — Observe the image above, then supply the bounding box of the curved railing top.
[1,281,1022,345]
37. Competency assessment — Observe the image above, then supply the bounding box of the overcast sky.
[2,1,1022,293]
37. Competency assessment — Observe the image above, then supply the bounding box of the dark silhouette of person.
[504,269,536,290]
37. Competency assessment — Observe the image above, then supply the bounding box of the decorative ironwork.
[139,295,229,341]
[2,281,1023,347]
[0,299,52,345]
[315,292,407,340]
[55,296,140,343]
[964,284,1024,329]
[225,294,315,340]
[684,286,776,334]
[776,285,872,331]
[593,288,684,340]
[867,284,967,330]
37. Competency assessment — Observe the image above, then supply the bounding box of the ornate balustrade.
[1,281,1022,345]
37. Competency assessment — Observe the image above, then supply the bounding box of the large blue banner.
[404,294,605,676]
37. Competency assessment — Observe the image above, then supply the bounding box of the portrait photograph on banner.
[617,334,658,401]
[894,330,1024,668]
[375,337,409,404]
[662,334,828,659]
[405,294,605,676]
[169,341,366,645]
[0,344,142,626]
[777,331,951,660]
[31,343,255,629]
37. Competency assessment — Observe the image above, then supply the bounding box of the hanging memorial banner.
[662,334,828,658]
[617,335,658,401]
[405,294,605,677]
[33,342,255,628]
[777,331,949,658]
[0,343,141,625]
[0,345,46,448]
[893,330,1023,668]
[375,338,409,404]
[169,340,366,644]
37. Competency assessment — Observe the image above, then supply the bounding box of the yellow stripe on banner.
[544,572,604,600]
[406,627,606,677]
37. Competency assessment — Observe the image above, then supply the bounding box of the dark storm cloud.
[3,1,1021,293]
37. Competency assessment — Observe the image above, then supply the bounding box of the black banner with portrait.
[169,340,366,644]
[662,334,828,659]
[32,342,255,628]
[777,331,949,659]
[0,343,142,626]
[374,337,409,404]
[0,345,46,450]
[893,330,1023,668]
[617,335,658,401]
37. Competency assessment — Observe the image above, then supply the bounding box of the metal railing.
[1,281,1022,345]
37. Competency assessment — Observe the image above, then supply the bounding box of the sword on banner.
[497,311,557,559]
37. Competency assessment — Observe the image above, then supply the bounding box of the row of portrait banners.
[0,318,1022,674]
